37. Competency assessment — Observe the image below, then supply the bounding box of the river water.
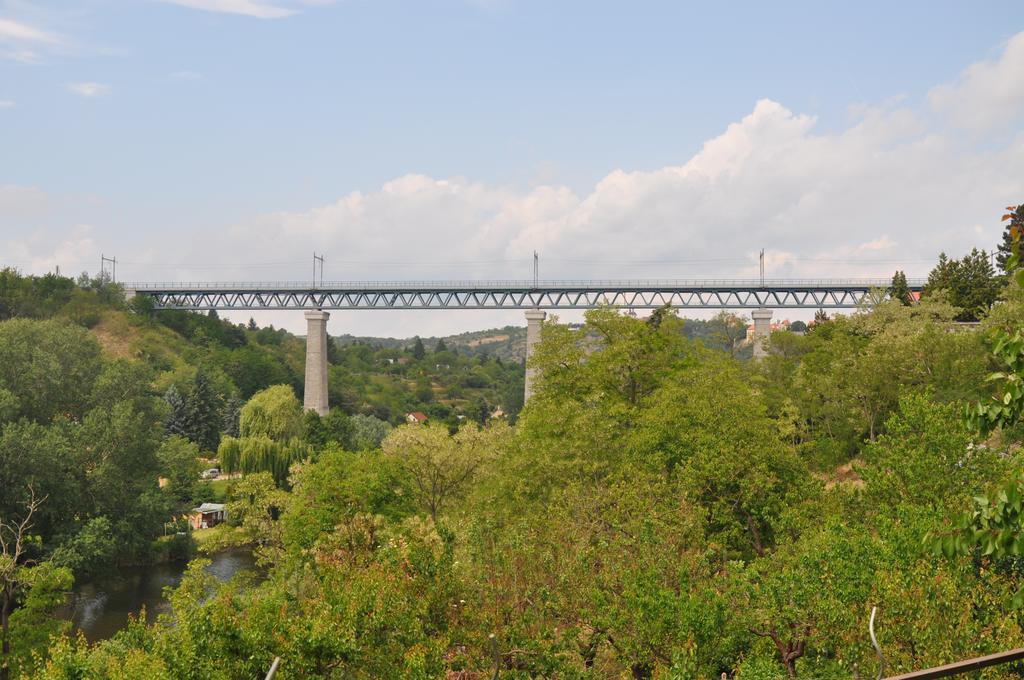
[59,548,258,642]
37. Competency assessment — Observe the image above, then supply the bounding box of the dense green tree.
[49,516,118,578]
[239,385,304,442]
[221,395,243,438]
[220,345,296,398]
[890,269,912,305]
[411,336,426,360]
[158,436,202,507]
[77,400,165,559]
[1,492,73,680]
[382,423,507,521]
[633,353,813,557]
[303,408,354,450]
[705,310,749,355]
[0,422,80,543]
[925,248,999,321]
[350,414,391,450]
[0,270,76,322]
[0,319,102,423]
[283,444,414,551]
[861,394,1001,510]
[729,523,882,678]
[163,384,188,438]
[183,370,222,452]
[4,561,72,678]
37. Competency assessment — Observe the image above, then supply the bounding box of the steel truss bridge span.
[125,278,924,311]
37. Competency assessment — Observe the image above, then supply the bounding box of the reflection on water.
[60,547,258,642]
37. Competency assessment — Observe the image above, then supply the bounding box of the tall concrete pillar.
[524,308,546,403]
[303,310,330,416]
[751,307,772,359]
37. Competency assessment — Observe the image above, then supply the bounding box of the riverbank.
[57,547,259,642]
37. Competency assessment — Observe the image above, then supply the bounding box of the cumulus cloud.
[3,224,97,276]
[67,82,108,97]
[929,31,1024,131]
[17,32,1024,336]
[188,91,1019,294]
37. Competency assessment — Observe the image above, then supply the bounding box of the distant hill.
[334,325,528,362]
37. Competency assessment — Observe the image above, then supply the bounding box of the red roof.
[407,411,429,423]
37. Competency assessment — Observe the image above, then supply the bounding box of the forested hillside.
[2,224,1024,679]
[21,279,1024,679]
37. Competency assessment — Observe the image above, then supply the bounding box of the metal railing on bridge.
[123,278,924,311]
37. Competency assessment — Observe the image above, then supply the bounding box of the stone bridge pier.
[303,310,330,415]
[523,308,546,403]
[751,307,772,359]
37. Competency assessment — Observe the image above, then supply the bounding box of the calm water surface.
[60,547,258,642]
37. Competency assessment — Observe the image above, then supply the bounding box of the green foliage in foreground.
[21,289,1024,680]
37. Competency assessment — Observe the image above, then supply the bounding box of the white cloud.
[0,17,63,62]
[3,224,97,276]
[16,32,1024,337]
[0,100,13,109]
[158,0,297,19]
[0,18,61,44]
[183,90,1020,295]
[67,82,108,98]
[929,31,1024,131]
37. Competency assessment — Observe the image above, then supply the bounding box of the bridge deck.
[125,279,924,311]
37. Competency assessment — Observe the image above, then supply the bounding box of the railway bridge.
[125,278,923,413]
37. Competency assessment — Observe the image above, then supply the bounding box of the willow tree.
[239,385,303,442]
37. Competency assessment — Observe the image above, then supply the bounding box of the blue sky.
[2,1,1023,335]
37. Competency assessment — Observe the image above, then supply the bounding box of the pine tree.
[997,204,1023,273]
[925,253,956,294]
[956,248,999,320]
[164,384,189,438]
[411,337,426,360]
[184,370,223,452]
[889,270,911,306]
[924,249,998,322]
[434,339,448,353]
[222,395,244,438]
[326,335,341,365]
[247,317,258,331]
[813,309,830,324]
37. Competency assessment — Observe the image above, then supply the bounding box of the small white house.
[189,502,226,530]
